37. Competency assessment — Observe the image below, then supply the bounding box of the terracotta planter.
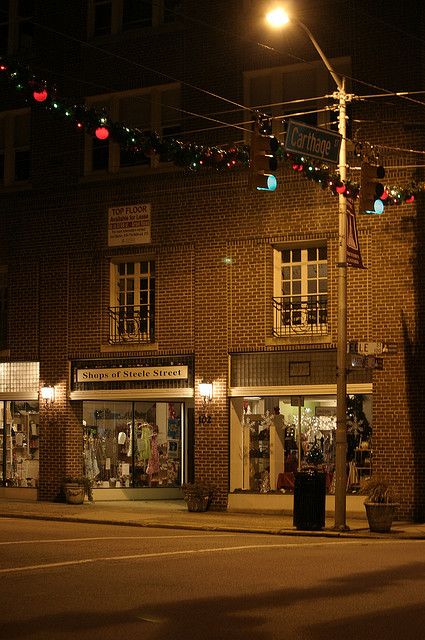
[365,502,398,532]
[64,483,85,505]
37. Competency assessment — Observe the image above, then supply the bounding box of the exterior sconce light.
[199,379,213,405]
[40,385,55,404]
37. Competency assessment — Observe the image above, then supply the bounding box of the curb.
[0,511,417,539]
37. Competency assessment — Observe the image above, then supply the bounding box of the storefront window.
[82,401,183,488]
[0,401,39,487]
[231,394,372,494]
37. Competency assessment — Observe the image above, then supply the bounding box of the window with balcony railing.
[273,245,328,337]
[109,260,155,344]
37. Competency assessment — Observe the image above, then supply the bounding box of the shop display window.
[0,401,39,487]
[82,400,183,488]
[231,394,372,494]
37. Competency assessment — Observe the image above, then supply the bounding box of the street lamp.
[266,6,349,530]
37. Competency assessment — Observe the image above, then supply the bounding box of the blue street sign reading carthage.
[284,119,342,165]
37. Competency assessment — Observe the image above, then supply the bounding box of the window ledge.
[100,342,159,353]
[265,335,331,347]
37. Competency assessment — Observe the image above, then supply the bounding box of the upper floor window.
[273,244,328,337]
[85,85,181,174]
[0,109,31,186]
[244,57,350,137]
[0,266,7,350]
[89,0,182,37]
[108,259,155,344]
[0,0,34,56]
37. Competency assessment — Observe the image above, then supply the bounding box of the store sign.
[108,203,151,247]
[284,119,341,164]
[76,365,188,383]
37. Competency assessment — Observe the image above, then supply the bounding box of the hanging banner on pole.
[346,198,366,268]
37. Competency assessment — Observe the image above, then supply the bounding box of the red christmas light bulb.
[95,126,109,140]
[33,89,48,102]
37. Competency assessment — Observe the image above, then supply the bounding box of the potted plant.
[361,476,398,532]
[181,481,215,512]
[62,476,93,504]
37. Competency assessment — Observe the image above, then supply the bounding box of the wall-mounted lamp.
[199,379,213,406]
[40,385,55,404]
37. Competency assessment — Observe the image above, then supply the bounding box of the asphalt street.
[1,518,424,640]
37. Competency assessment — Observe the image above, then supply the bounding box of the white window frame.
[0,109,31,186]
[109,258,155,343]
[84,84,180,175]
[273,243,328,336]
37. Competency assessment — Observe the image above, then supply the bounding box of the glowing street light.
[265,7,290,28]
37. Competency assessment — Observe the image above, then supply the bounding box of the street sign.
[284,119,341,164]
[348,354,384,370]
[348,341,397,355]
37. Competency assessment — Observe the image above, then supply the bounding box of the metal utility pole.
[265,10,350,529]
[294,20,350,531]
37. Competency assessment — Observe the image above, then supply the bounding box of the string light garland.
[0,57,422,206]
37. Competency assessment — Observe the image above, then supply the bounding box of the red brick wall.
[1,0,424,518]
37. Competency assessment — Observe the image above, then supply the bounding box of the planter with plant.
[181,481,215,512]
[361,477,398,532]
[62,476,93,504]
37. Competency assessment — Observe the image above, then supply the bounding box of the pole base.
[332,524,351,532]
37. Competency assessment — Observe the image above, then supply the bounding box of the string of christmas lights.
[0,56,422,206]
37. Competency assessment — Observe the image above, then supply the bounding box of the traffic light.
[249,118,279,191]
[359,162,386,214]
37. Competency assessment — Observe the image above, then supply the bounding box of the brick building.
[0,0,424,520]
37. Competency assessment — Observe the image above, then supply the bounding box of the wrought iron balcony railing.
[272,297,328,337]
[108,305,154,344]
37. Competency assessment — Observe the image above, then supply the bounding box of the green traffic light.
[257,175,278,191]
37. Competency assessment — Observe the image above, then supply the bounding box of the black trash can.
[293,469,326,530]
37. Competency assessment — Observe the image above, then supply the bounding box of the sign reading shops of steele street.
[108,203,151,247]
[76,365,188,383]
[284,119,342,165]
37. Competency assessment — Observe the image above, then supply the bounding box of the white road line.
[0,539,419,575]
[0,533,235,546]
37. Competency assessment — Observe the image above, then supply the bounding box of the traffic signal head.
[249,119,279,191]
[359,162,386,214]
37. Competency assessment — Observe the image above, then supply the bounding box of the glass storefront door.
[82,401,184,488]
[0,401,40,487]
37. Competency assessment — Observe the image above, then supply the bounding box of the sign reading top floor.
[284,119,341,165]
[108,203,151,246]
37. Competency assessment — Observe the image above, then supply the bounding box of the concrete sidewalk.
[1,498,425,539]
